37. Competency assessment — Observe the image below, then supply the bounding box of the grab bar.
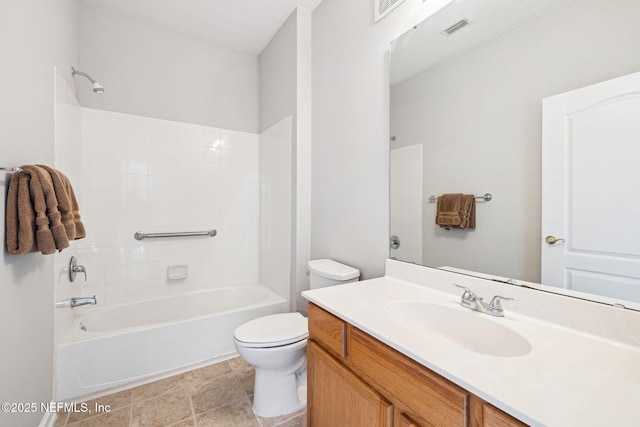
[0,167,23,173]
[134,228,217,241]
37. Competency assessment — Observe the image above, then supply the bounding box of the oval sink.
[385,301,531,357]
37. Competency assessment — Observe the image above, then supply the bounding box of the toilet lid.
[234,312,308,348]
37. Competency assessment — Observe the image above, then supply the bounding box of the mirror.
[389,0,640,310]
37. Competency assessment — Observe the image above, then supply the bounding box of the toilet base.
[252,364,307,417]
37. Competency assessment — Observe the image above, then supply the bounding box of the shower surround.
[52,63,295,399]
[53,106,295,399]
[55,107,261,310]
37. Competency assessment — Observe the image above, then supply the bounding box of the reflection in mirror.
[389,0,640,310]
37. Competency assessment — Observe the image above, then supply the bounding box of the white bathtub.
[55,283,287,401]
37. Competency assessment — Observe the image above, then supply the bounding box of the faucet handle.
[453,283,476,302]
[489,295,513,314]
[69,256,87,282]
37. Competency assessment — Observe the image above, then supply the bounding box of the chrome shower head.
[71,67,105,95]
[92,82,105,94]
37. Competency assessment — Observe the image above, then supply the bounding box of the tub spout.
[69,296,97,308]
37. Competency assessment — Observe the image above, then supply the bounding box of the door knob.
[545,235,566,245]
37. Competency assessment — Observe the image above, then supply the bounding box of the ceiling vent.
[375,0,407,22]
[441,18,472,36]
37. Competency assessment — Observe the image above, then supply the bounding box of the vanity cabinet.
[307,303,528,427]
[308,341,393,426]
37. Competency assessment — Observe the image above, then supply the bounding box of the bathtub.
[55,283,287,401]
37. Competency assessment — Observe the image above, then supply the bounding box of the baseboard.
[39,407,57,427]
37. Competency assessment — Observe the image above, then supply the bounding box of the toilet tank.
[308,259,360,289]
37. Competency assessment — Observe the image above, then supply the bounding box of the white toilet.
[233,259,359,417]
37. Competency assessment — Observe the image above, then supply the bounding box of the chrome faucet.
[453,284,512,317]
[69,296,97,308]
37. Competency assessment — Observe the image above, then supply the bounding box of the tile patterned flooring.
[54,357,306,427]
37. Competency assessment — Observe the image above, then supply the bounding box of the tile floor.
[54,357,306,427]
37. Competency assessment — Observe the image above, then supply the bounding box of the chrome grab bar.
[0,167,23,173]
[134,228,217,240]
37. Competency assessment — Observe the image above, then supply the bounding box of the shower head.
[71,67,104,95]
[92,82,105,94]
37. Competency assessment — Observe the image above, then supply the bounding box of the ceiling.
[85,0,323,55]
[390,0,571,84]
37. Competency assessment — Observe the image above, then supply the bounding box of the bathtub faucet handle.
[69,256,87,282]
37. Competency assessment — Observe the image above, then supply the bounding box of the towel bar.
[0,167,23,173]
[134,228,217,240]
[428,193,492,203]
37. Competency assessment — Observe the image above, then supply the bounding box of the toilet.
[233,259,359,417]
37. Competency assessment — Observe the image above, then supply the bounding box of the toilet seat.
[234,312,308,348]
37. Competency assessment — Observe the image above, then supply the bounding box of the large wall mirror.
[389,0,640,310]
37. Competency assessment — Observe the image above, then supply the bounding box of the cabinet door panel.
[308,303,347,358]
[470,396,528,427]
[308,340,393,427]
[482,403,528,427]
[397,411,422,427]
[348,326,469,427]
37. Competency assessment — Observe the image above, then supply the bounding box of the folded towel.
[436,194,462,227]
[21,165,69,253]
[6,171,37,254]
[59,170,86,239]
[436,193,476,230]
[459,194,476,229]
[5,164,84,255]
[37,165,76,239]
[36,165,85,240]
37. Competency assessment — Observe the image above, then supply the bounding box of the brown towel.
[37,165,75,239]
[459,194,476,229]
[6,171,37,254]
[21,165,70,253]
[37,165,85,240]
[436,193,476,230]
[436,194,462,227]
[5,165,84,255]
[59,170,86,239]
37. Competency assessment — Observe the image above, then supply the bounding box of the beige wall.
[0,1,79,425]
[391,0,640,282]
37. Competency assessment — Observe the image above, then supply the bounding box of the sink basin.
[385,301,531,357]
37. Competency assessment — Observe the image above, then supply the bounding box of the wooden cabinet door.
[470,396,528,427]
[308,340,393,427]
[348,326,469,427]
[396,411,422,427]
[308,303,347,358]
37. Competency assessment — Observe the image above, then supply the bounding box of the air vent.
[375,0,407,22]
[441,18,472,36]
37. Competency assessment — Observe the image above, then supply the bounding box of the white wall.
[259,11,298,132]
[294,9,313,313]
[390,0,640,282]
[79,1,259,133]
[0,1,79,426]
[54,108,259,320]
[259,8,313,312]
[259,117,292,302]
[311,0,448,279]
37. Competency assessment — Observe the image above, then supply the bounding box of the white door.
[541,71,640,303]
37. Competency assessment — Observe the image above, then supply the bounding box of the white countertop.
[302,262,640,427]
